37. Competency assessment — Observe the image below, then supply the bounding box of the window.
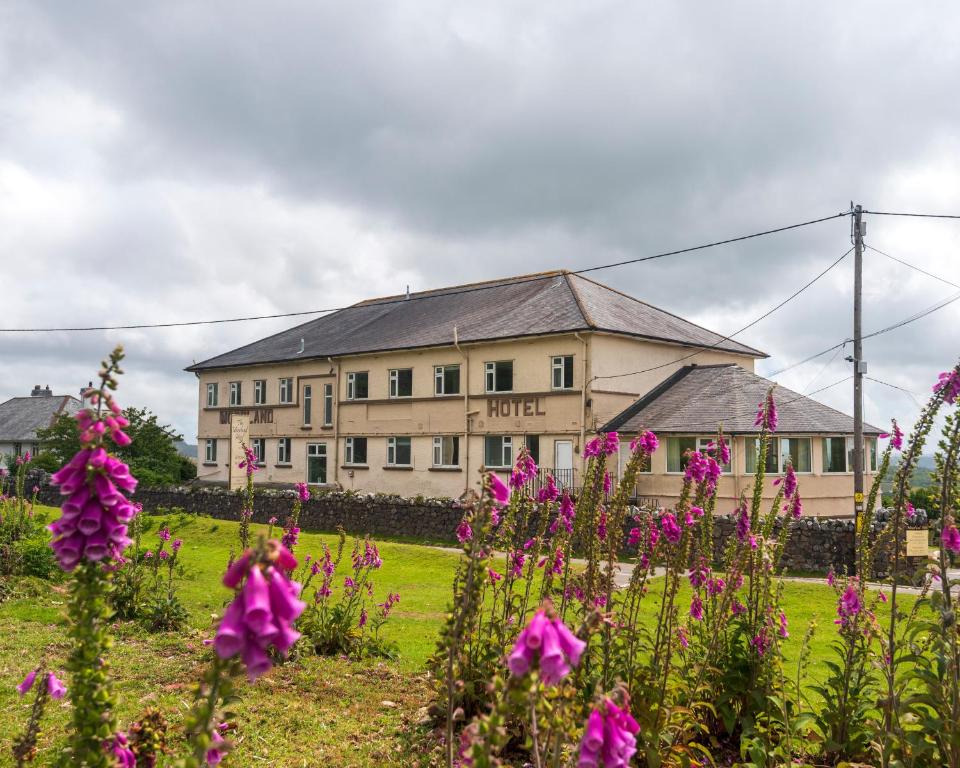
[346,372,368,400]
[524,435,540,465]
[279,378,294,404]
[823,436,852,473]
[665,436,697,473]
[485,361,513,393]
[323,383,333,426]
[433,436,460,467]
[229,381,242,406]
[435,365,461,395]
[254,380,267,405]
[387,436,412,466]
[303,385,312,425]
[206,383,219,407]
[307,443,327,484]
[696,437,731,473]
[746,437,812,474]
[552,355,574,390]
[868,437,878,472]
[277,437,292,465]
[484,436,513,468]
[251,438,266,465]
[745,437,780,474]
[389,368,413,398]
[204,438,218,463]
[779,437,812,473]
[345,437,368,465]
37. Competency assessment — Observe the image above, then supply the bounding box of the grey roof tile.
[602,364,882,435]
[0,395,82,442]
[187,271,764,371]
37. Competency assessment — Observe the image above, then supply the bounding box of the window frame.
[251,437,266,466]
[386,436,412,467]
[323,383,333,426]
[253,379,267,405]
[229,381,242,406]
[389,368,413,398]
[434,364,461,396]
[344,436,368,466]
[204,438,217,463]
[302,384,312,425]
[432,435,460,468]
[346,371,369,401]
[206,383,219,407]
[551,355,574,390]
[277,437,292,465]
[665,436,698,474]
[484,435,513,469]
[484,360,514,393]
[278,378,294,405]
[696,437,731,473]
[822,436,853,474]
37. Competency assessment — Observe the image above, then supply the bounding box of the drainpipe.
[454,326,470,493]
[574,332,588,485]
[330,357,340,487]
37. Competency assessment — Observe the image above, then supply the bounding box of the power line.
[800,344,844,394]
[864,210,960,221]
[767,287,960,378]
[720,375,853,423]
[591,246,853,382]
[865,376,925,408]
[866,244,960,290]
[0,211,850,333]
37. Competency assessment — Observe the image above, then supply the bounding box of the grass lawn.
[0,506,917,766]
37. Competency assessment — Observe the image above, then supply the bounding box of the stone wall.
[33,477,925,578]
[36,482,464,543]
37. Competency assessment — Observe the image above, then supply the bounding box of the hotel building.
[187,271,877,517]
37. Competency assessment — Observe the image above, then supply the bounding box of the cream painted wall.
[193,331,764,499]
[617,434,878,518]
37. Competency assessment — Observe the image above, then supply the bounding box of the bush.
[12,537,61,581]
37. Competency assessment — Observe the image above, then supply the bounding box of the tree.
[37,407,190,487]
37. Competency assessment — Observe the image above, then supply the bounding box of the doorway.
[554,440,574,489]
[307,442,327,484]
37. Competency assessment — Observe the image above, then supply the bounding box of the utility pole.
[851,203,866,575]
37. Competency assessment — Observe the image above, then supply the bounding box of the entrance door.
[307,443,327,484]
[554,440,574,490]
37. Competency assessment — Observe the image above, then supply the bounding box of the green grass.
[0,506,918,766]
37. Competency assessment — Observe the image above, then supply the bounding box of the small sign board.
[854,491,864,503]
[906,529,929,558]
[228,414,251,491]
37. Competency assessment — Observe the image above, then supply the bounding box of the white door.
[554,440,574,489]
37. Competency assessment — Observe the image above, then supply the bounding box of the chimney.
[44,385,52,397]
[30,384,43,397]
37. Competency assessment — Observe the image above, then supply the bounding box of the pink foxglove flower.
[880,420,904,451]
[790,492,803,520]
[536,473,559,503]
[295,481,310,502]
[778,611,789,638]
[905,501,916,520]
[753,390,779,432]
[16,669,38,696]
[602,432,620,456]
[111,733,136,768]
[486,473,511,506]
[782,464,797,499]
[46,672,66,700]
[934,370,960,405]
[214,546,306,682]
[838,584,862,625]
[456,518,473,543]
[507,608,586,685]
[943,524,960,553]
[660,512,681,544]
[735,503,751,543]
[683,451,707,484]
[689,595,704,621]
[578,698,640,768]
[630,430,659,455]
[48,446,139,571]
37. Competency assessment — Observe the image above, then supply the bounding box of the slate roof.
[601,364,882,435]
[0,395,82,442]
[186,271,765,371]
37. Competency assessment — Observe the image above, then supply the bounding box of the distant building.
[186,270,875,516]
[0,385,84,460]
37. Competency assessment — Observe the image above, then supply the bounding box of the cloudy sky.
[2,1,959,443]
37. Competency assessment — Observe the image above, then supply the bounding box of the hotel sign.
[487,397,547,418]
[219,408,274,425]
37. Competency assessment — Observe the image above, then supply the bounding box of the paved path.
[435,545,960,595]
